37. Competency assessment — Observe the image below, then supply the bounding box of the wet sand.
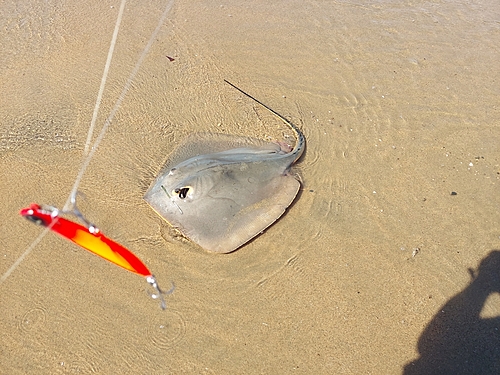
[1,0,499,373]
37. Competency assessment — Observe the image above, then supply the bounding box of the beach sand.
[1,0,499,373]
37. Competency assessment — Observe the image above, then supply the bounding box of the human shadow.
[404,250,500,375]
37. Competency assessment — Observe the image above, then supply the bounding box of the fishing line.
[83,0,127,157]
[0,227,52,284]
[1,0,175,285]
[64,0,175,210]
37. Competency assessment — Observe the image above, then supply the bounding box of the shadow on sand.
[404,250,500,375]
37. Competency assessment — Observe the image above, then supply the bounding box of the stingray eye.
[174,187,190,199]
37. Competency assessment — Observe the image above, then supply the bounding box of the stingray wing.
[188,173,298,253]
[145,173,299,253]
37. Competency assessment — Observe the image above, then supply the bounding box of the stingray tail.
[224,80,305,161]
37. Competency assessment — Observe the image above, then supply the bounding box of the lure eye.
[25,215,44,226]
[174,187,190,199]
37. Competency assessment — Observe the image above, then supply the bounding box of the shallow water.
[1,0,499,373]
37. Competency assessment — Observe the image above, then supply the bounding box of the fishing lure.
[20,203,172,309]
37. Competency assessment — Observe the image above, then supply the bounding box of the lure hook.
[146,275,175,310]
[64,191,99,233]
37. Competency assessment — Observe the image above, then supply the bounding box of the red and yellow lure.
[20,203,172,309]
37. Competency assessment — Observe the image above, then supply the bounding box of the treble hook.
[64,191,99,233]
[146,275,175,310]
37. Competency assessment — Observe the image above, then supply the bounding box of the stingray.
[144,80,305,253]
